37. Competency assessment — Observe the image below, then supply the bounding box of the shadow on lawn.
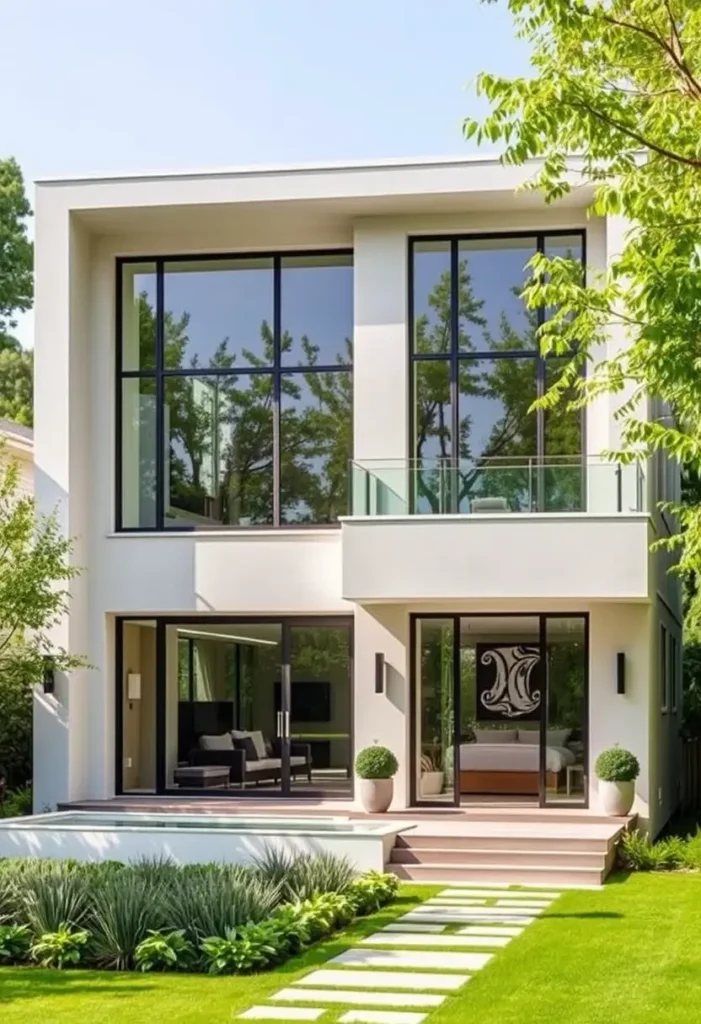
[0,970,159,1005]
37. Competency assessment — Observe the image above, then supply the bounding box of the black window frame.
[116,249,354,532]
[408,230,586,511]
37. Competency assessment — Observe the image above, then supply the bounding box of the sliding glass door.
[411,613,588,807]
[117,616,352,798]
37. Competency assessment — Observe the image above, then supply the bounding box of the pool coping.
[0,810,414,839]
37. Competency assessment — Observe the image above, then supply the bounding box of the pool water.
[3,811,394,835]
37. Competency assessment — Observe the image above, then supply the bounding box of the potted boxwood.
[595,746,640,816]
[355,745,399,813]
[420,750,444,797]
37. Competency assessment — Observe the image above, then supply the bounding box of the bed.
[458,741,577,795]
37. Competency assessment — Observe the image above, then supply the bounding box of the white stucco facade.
[32,156,682,834]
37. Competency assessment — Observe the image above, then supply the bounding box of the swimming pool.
[0,811,409,872]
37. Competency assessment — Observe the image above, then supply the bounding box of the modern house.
[0,418,34,498]
[32,155,681,838]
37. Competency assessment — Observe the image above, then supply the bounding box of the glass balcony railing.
[349,457,646,517]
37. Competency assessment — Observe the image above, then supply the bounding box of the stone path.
[238,884,562,1022]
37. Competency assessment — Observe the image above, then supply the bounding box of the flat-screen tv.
[274,681,330,723]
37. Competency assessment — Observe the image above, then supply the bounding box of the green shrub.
[348,871,399,913]
[255,848,356,902]
[681,829,701,869]
[200,919,288,975]
[90,872,166,970]
[165,869,281,943]
[30,926,89,969]
[0,786,32,819]
[20,864,91,935]
[355,745,399,779]
[0,923,31,962]
[134,929,194,972]
[620,830,688,870]
[595,747,640,782]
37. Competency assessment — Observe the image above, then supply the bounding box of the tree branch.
[567,97,701,168]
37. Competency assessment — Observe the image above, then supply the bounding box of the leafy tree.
[0,346,33,426]
[0,158,32,345]
[0,159,33,425]
[0,449,83,789]
[465,0,701,586]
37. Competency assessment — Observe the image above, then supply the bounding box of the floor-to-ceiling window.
[118,253,353,530]
[412,613,588,807]
[410,233,584,514]
[117,617,353,798]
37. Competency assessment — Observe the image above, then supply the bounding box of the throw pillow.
[249,730,268,760]
[473,728,517,744]
[517,729,540,744]
[199,733,234,751]
[232,736,259,762]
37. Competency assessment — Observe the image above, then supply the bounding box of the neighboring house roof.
[0,418,34,455]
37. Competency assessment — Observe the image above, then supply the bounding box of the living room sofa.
[189,729,312,787]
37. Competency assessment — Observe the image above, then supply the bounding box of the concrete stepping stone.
[427,898,488,906]
[272,990,445,1009]
[362,932,511,949]
[458,925,525,937]
[382,923,446,933]
[339,1012,427,1024]
[495,899,551,908]
[438,889,554,899]
[239,1009,324,1021]
[332,949,492,972]
[407,905,539,918]
[440,885,560,894]
[294,969,469,992]
[420,903,543,916]
[406,912,534,926]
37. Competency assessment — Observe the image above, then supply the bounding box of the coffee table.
[173,765,230,789]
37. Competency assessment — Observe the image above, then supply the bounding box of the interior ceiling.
[176,622,282,644]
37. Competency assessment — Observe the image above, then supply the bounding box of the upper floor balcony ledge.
[349,457,647,519]
[342,458,650,603]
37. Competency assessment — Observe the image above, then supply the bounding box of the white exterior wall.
[31,158,675,820]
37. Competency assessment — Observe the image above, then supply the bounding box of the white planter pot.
[599,779,635,816]
[358,778,394,813]
[420,771,445,797]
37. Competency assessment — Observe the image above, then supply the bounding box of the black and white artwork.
[476,643,542,722]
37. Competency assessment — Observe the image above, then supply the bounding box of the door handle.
[276,711,283,738]
[284,710,290,740]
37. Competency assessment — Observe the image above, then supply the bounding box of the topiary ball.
[355,745,399,780]
[595,746,640,782]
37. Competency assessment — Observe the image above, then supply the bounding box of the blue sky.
[2,0,530,346]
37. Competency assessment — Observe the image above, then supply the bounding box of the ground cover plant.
[0,851,398,975]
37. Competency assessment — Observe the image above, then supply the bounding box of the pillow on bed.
[473,728,517,744]
[547,728,572,747]
[517,729,539,744]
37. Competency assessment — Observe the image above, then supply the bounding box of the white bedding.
[459,742,576,774]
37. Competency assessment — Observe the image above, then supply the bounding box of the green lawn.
[2,875,700,1022]
[436,873,701,1024]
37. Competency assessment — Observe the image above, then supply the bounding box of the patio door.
[411,613,588,808]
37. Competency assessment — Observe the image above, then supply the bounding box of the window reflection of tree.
[136,292,352,527]
[413,252,583,513]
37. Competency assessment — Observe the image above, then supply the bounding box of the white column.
[33,193,93,809]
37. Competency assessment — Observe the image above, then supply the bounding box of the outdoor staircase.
[386,812,630,887]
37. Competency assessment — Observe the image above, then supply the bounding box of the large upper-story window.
[118,253,353,530]
[410,233,584,513]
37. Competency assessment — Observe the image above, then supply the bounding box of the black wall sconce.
[42,656,55,695]
[617,652,626,695]
[375,652,386,694]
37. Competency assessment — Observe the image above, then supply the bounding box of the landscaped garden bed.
[619,826,701,871]
[0,849,398,974]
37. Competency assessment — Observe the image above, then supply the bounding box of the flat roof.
[35,152,510,187]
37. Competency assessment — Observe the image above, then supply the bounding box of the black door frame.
[409,611,589,809]
[115,614,354,800]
